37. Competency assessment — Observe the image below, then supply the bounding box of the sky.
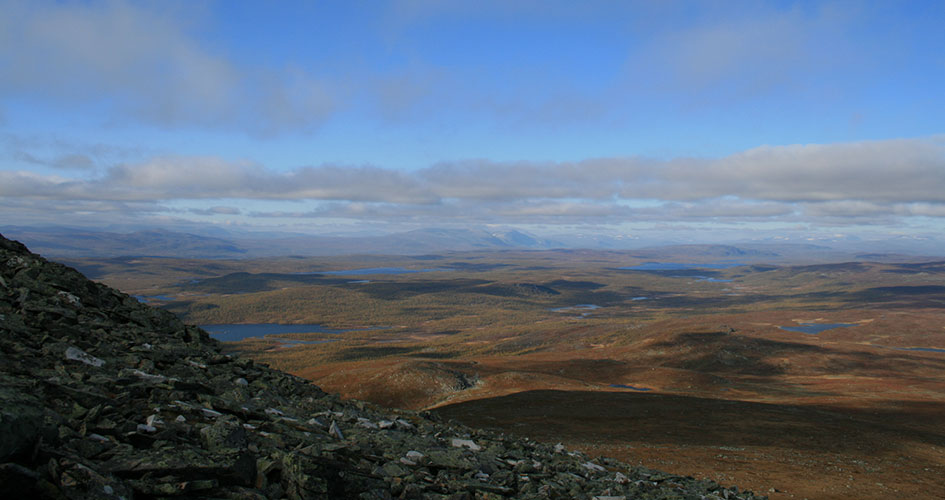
[1,0,944,245]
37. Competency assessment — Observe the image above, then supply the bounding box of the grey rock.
[450,438,481,451]
[64,346,104,367]
[0,232,768,500]
[329,420,345,440]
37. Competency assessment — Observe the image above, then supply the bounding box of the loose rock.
[0,233,767,500]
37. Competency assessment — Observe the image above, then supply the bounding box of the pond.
[619,262,741,271]
[133,294,176,303]
[778,323,858,335]
[550,304,602,312]
[893,346,945,353]
[201,323,368,342]
[609,384,652,391]
[297,267,453,276]
[695,276,734,283]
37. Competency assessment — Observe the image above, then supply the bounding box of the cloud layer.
[2,136,943,227]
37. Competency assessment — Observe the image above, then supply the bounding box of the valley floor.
[76,250,945,499]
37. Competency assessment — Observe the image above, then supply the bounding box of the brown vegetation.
[85,251,945,499]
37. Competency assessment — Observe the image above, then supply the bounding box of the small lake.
[894,346,945,353]
[202,323,364,342]
[550,304,602,316]
[620,262,741,271]
[134,294,176,303]
[779,323,858,335]
[610,384,652,391]
[297,267,453,276]
[550,304,602,312]
[695,276,734,283]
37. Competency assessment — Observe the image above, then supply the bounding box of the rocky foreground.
[0,234,765,499]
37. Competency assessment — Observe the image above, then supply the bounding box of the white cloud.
[1,134,152,170]
[189,206,242,216]
[0,0,338,135]
[2,136,945,228]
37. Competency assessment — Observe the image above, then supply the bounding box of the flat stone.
[451,438,481,451]
[64,346,104,367]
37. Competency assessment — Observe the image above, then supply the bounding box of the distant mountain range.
[0,226,561,258]
[0,227,249,259]
[0,225,937,262]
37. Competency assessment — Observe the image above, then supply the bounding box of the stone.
[451,438,481,451]
[0,389,54,462]
[582,461,606,472]
[200,418,248,451]
[329,420,345,440]
[357,417,379,429]
[64,346,105,367]
[0,233,769,500]
[136,423,157,433]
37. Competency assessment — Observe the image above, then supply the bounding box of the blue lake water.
[695,277,734,283]
[550,304,601,316]
[202,323,360,342]
[631,296,649,301]
[779,323,858,335]
[134,294,176,303]
[552,304,600,312]
[620,262,741,271]
[894,347,945,353]
[610,384,652,391]
[297,267,452,276]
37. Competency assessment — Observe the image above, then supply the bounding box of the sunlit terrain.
[70,248,945,499]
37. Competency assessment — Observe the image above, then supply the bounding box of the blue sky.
[1,0,944,245]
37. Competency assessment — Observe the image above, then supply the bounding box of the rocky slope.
[0,233,765,499]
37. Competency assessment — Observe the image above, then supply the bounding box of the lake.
[297,267,452,276]
[550,304,602,312]
[202,323,361,342]
[894,346,945,353]
[620,262,741,271]
[609,384,652,391]
[779,323,858,335]
[695,276,734,283]
[133,294,176,303]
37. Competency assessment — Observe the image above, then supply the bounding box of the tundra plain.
[66,247,945,499]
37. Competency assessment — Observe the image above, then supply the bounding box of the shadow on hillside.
[646,330,945,378]
[182,272,351,293]
[434,390,945,454]
[844,285,945,308]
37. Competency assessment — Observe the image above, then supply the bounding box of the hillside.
[0,233,764,499]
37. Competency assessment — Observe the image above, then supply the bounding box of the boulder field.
[0,234,764,499]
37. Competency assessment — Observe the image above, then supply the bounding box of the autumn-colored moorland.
[69,247,945,499]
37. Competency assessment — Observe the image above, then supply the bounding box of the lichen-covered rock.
[0,232,767,499]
